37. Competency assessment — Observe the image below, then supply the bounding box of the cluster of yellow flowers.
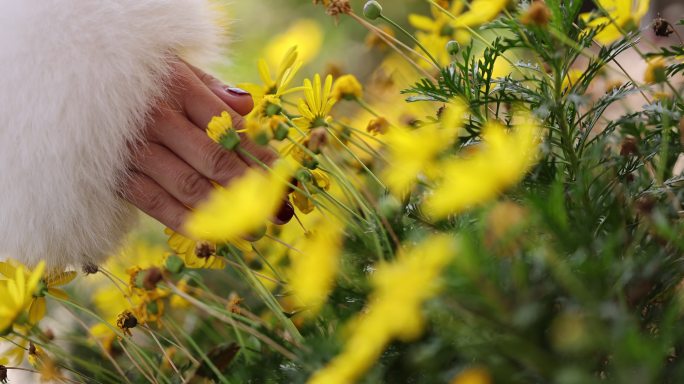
[1,0,665,381]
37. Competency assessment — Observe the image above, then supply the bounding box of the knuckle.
[198,70,217,86]
[145,189,169,214]
[203,143,240,175]
[177,171,208,201]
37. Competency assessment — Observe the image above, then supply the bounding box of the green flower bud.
[165,254,185,274]
[446,40,460,56]
[363,1,383,20]
[273,122,290,141]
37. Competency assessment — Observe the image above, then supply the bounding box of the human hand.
[122,60,293,233]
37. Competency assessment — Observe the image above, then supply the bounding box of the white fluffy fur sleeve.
[0,1,226,268]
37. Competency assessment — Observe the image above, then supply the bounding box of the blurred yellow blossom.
[331,74,363,101]
[309,234,456,384]
[409,1,470,66]
[288,220,344,316]
[450,367,492,384]
[382,98,467,195]
[265,20,322,68]
[644,57,667,84]
[453,0,509,28]
[186,160,293,242]
[0,260,45,333]
[424,115,541,218]
[581,0,650,45]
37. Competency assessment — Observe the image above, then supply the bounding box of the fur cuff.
[0,0,227,268]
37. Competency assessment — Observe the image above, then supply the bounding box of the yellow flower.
[288,220,343,316]
[562,69,583,91]
[423,114,541,218]
[409,1,469,66]
[581,0,650,45]
[27,270,77,325]
[309,235,456,384]
[331,74,363,101]
[186,160,293,242]
[294,74,336,130]
[452,0,509,28]
[644,57,667,84]
[240,46,304,101]
[207,111,233,143]
[165,228,227,270]
[264,21,322,68]
[89,323,117,353]
[0,260,45,333]
[381,98,467,195]
[450,367,493,384]
[291,169,330,214]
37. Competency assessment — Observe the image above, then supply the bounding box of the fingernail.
[226,87,250,96]
[273,199,294,225]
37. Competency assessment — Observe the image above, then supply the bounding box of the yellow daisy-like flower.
[164,228,227,270]
[294,74,336,130]
[309,234,456,384]
[644,57,666,84]
[287,220,343,316]
[186,160,294,242]
[26,270,77,325]
[581,0,650,45]
[240,46,304,101]
[423,114,541,218]
[409,1,469,66]
[207,111,233,143]
[331,74,363,101]
[0,260,45,333]
[452,0,509,28]
[381,98,467,195]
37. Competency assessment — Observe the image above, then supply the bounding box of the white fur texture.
[0,0,226,268]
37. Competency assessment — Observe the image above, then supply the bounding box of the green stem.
[379,15,442,69]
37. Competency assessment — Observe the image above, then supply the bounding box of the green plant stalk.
[378,14,442,69]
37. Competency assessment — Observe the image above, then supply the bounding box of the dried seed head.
[636,195,656,215]
[0,365,7,384]
[366,117,390,135]
[194,242,216,259]
[620,136,638,156]
[314,0,351,18]
[653,14,674,37]
[308,127,329,153]
[521,1,551,26]
[143,267,163,290]
[82,262,99,275]
[116,310,138,336]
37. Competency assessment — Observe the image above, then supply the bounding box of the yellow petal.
[28,298,46,324]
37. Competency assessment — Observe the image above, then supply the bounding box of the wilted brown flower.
[521,1,551,26]
[313,0,351,19]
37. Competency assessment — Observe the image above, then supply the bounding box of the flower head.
[165,229,227,270]
[207,111,233,143]
[294,74,336,130]
[581,0,650,45]
[0,260,45,333]
[423,114,541,218]
[186,160,294,242]
[331,74,363,101]
[288,220,343,316]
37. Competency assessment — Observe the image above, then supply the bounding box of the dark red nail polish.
[273,199,294,225]
[226,87,250,96]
